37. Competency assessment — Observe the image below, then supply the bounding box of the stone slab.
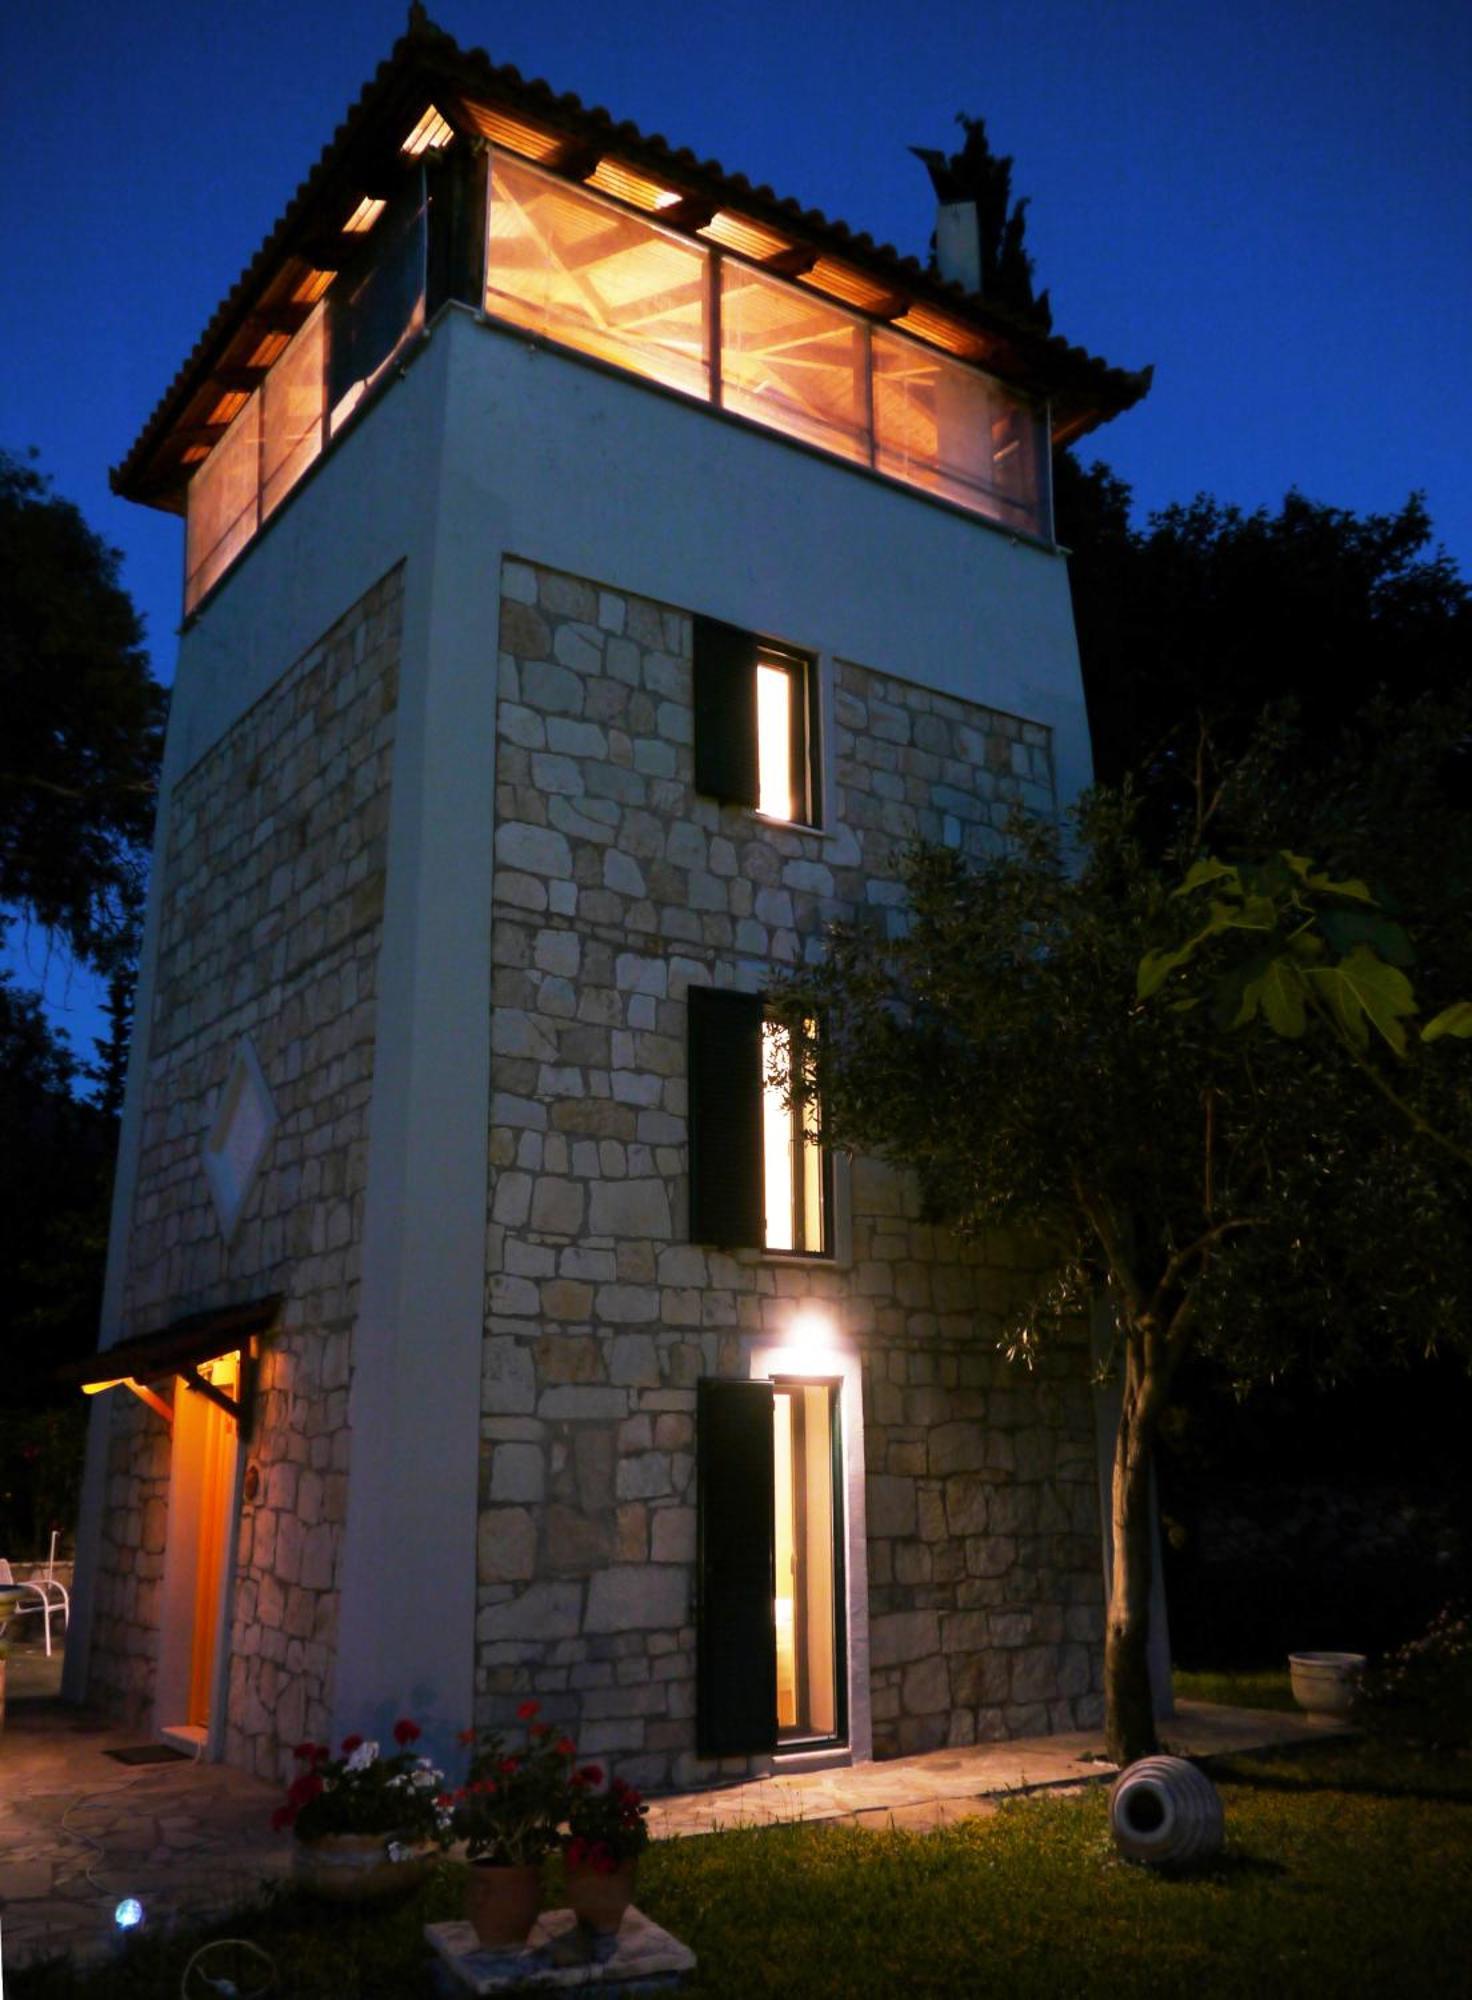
[426,1907,695,1992]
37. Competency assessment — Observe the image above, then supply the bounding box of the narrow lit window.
[761,1017,824,1255]
[694,619,817,826]
[773,1380,842,1743]
[688,991,828,1256]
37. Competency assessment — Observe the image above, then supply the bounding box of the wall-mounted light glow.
[786,1307,837,1357]
[114,1897,144,1931]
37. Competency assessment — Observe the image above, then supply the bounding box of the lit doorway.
[156,1353,241,1751]
[772,1379,845,1749]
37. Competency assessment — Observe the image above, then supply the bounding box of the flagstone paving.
[0,1645,1347,1977]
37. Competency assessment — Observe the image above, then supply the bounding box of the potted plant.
[271,1718,448,1901]
[449,1700,577,1948]
[561,1765,651,1934]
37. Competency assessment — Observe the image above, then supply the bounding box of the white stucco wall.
[78,301,1095,1758]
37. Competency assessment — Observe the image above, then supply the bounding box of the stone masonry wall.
[88,567,401,1777]
[478,558,1102,1790]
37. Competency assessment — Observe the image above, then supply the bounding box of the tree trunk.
[1104,1340,1162,1766]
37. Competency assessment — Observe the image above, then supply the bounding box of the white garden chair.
[0,1534,69,1657]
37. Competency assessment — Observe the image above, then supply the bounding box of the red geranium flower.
[555,1736,577,1758]
[340,1733,363,1754]
[516,1698,540,1721]
[393,1718,421,1746]
[578,1764,604,1787]
[287,1771,324,1808]
[292,1740,318,1761]
[271,1805,297,1831]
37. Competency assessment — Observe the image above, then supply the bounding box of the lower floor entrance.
[156,1352,241,1750]
[696,1371,849,1759]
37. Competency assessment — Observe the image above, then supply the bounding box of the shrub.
[1357,1603,1472,1751]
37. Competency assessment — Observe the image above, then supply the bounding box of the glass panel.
[184,390,260,611]
[762,1018,796,1253]
[872,328,1044,535]
[486,154,709,399]
[757,661,794,820]
[328,182,427,433]
[721,264,868,464]
[261,303,325,520]
[773,1383,839,1743]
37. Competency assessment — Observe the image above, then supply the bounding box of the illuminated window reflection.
[763,1018,824,1255]
[774,1380,840,1742]
[486,154,709,400]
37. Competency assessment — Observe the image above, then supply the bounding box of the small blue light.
[114,1897,144,1931]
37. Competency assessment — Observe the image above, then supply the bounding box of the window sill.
[751,810,825,837]
[733,1246,851,1273]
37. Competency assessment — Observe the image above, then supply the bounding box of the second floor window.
[694,616,818,827]
[688,988,827,1255]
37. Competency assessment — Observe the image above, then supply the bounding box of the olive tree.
[775,788,1472,1764]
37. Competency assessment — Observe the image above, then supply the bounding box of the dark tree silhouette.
[912,114,1052,329]
[0,449,166,969]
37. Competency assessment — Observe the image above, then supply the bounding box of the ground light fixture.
[113,1897,144,1930]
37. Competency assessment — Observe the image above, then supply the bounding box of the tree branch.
[1072,1178,1144,1324]
[1149,1215,1264,1325]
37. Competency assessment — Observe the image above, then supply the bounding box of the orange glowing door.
[185,1356,237,1727]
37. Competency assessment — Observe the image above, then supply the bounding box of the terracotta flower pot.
[564,1856,637,1934]
[464,1860,542,1948]
[292,1831,432,1903]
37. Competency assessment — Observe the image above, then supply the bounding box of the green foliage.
[774,794,1472,1385]
[1357,1604,1472,1752]
[451,1699,580,1864]
[0,450,165,969]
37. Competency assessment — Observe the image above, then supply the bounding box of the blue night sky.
[4,0,1470,1061]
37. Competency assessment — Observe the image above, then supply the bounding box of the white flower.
[412,1768,441,1789]
[386,1841,412,1864]
[345,1740,379,1773]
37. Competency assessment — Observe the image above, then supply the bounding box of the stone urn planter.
[292,1832,433,1903]
[1109,1755,1224,1869]
[564,1856,638,1936]
[463,1860,542,1948]
[1289,1651,1365,1718]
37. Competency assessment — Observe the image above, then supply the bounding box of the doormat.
[104,1744,192,1765]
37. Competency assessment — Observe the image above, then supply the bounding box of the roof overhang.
[112,15,1150,512]
[63,1296,282,1437]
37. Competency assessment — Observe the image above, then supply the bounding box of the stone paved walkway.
[0,1652,1347,1977]
[646,1699,1349,1838]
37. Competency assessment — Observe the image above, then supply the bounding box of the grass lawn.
[1173,1665,1299,1712]
[12,1741,1471,1998]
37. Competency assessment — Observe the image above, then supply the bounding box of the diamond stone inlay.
[202,1039,276,1240]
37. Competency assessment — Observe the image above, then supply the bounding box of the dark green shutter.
[697,1378,777,1757]
[688,988,764,1248]
[693,615,759,805]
